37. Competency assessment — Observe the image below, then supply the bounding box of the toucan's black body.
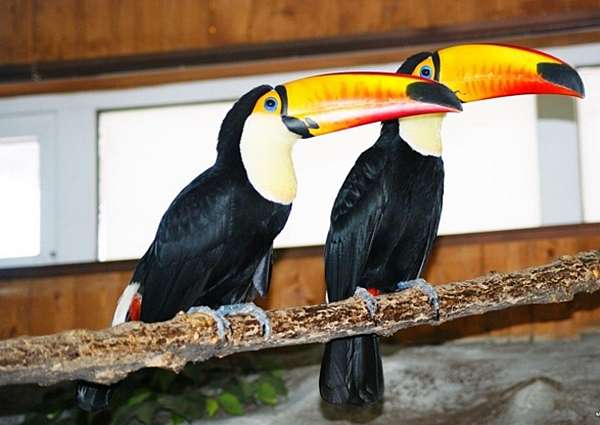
[319,57,445,405]
[136,150,289,321]
[75,69,464,412]
[319,119,444,405]
[138,111,291,319]
[138,86,290,320]
[318,44,586,406]
[78,85,290,411]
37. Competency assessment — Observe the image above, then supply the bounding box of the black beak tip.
[282,115,313,138]
[407,81,463,111]
[537,62,585,98]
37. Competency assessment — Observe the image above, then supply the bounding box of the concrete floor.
[208,334,600,425]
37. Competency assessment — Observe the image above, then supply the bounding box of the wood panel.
[0,225,598,341]
[2,28,600,98]
[2,0,599,65]
[2,0,600,97]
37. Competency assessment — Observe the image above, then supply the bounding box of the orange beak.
[252,72,462,138]
[407,43,585,103]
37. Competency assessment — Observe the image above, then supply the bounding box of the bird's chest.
[375,155,444,251]
[232,183,291,241]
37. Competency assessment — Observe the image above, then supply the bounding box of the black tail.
[76,381,114,412]
[319,334,384,405]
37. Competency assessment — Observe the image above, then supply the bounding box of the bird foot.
[187,306,228,339]
[395,278,440,320]
[216,302,271,338]
[353,287,378,318]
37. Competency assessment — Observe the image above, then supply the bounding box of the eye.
[419,65,433,79]
[264,97,278,112]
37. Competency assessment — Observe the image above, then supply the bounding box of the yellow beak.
[408,43,585,103]
[252,72,462,138]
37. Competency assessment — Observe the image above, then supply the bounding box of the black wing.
[325,146,387,302]
[138,167,237,322]
[386,153,444,284]
[252,245,273,297]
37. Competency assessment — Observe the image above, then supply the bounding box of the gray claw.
[187,306,228,339]
[396,278,440,320]
[217,303,271,338]
[354,287,378,318]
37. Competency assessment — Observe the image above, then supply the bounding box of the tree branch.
[1,250,599,387]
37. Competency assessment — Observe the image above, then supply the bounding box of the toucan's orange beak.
[252,72,462,138]
[411,44,585,103]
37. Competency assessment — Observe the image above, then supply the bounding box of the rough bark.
[0,250,599,387]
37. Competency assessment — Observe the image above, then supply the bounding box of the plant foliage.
[14,355,287,425]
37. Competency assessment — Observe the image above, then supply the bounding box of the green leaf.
[217,392,243,416]
[112,401,156,425]
[255,373,287,397]
[255,381,278,406]
[157,394,205,421]
[224,379,250,404]
[133,402,156,425]
[171,413,185,425]
[268,374,288,397]
[126,390,152,407]
[205,398,219,417]
[236,377,254,400]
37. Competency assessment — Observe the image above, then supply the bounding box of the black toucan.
[76,71,463,411]
[319,43,585,406]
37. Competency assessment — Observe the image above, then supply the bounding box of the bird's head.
[398,43,585,102]
[393,43,584,157]
[224,72,462,204]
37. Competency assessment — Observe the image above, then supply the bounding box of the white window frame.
[0,41,598,268]
[0,113,56,267]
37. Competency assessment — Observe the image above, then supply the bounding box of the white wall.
[0,42,599,266]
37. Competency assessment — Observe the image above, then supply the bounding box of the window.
[0,42,597,267]
[0,136,40,259]
[0,113,55,267]
[97,94,541,261]
[98,102,233,261]
[440,96,540,234]
[97,102,377,259]
[577,66,600,223]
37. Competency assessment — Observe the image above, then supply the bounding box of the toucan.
[319,44,585,406]
[76,71,463,411]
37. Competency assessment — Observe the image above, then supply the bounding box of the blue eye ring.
[419,65,433,79]
[264,97,278,112]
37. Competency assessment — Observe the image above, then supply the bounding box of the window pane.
[576,66,600,223]
[440,96,540,234]
[98,102,375,259]
[0,136,40,259]
[98,102,232,261]
[99,95,540,261]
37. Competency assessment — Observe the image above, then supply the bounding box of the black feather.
[320,119,444,406]
[320,335,383,405]
[78,85,292,411]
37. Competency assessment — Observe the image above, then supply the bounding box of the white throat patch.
[399,113,445,157]
[240,113,300,204]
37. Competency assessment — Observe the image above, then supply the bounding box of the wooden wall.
[1,225,599,342]
[2,0,600,65]
[1,0,600,97]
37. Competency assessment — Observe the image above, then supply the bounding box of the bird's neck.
[398,113,445,157]
[239,115,298,205]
